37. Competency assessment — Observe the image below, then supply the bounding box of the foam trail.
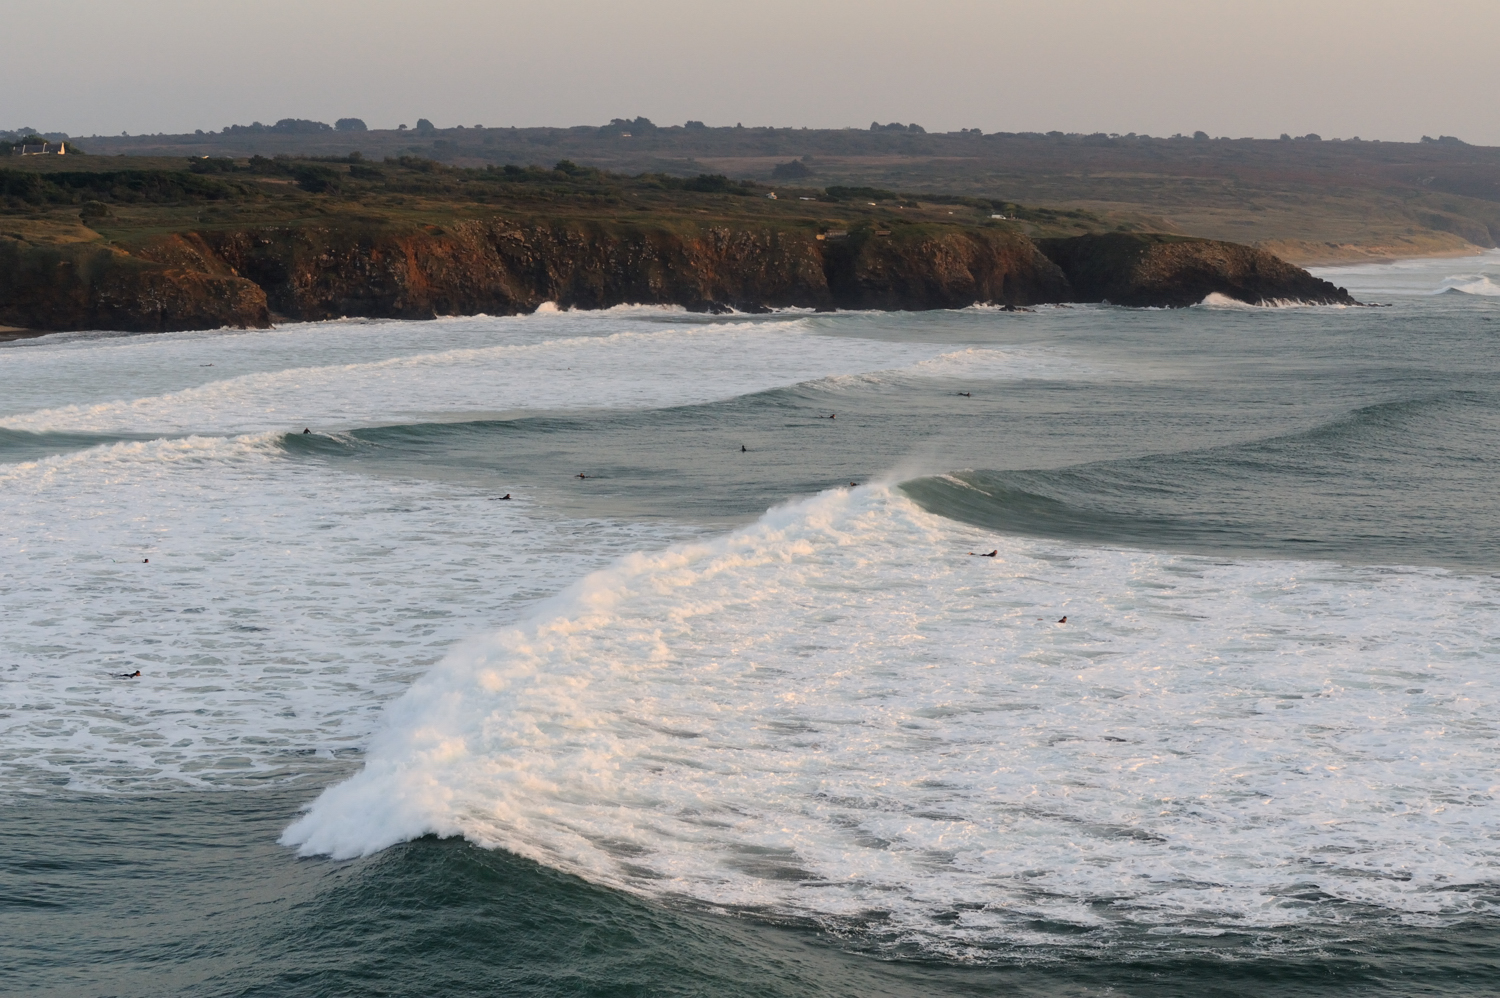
[283,485,1500,955]
[0,321,945,436]
[0,434,692,790]
[1194,293,1344,309]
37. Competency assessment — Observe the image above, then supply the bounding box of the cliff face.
[823,228,1069,310]
[0,239,269,333]
[188,220,836,319]
[0,221,1356,334]
[174,220,1066,320]
[1038,233,1358,307]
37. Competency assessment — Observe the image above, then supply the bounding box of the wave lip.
[282,484,1500,954]
[1439,275,1500,296]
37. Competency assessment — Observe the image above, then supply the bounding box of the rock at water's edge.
[1039,232,1359,307]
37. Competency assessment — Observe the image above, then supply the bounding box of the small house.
[16,140,66,155]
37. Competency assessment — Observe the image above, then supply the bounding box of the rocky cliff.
[0,221,1355,334]
[1038,233,1358,307]
[168,220,1067,320]
[0,239,269,333]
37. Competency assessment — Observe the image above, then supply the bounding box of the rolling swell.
[0,426,142,464]
[904,390,1500,568]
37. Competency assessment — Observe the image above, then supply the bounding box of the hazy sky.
[6,0,1499,142]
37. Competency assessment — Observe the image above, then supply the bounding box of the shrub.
[270,119,332,134]
[290,163,341,193]
[825,185,898,202]
[681,174,745,193]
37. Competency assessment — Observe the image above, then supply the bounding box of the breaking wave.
[282,484,1500,958]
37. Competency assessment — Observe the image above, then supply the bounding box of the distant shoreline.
[1264,236,1491,268]
[1304,247,1500,273]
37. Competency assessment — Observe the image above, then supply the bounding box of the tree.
[335,118,368,132]
[415,119,436,134]
[269,119,332,134]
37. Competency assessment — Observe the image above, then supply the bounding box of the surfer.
[741,445,747,452]
[970,550,998,557]
[958,392,972,397]
[1058,616,1068,624]
[303,428,311,434]
[116,670,141,679]
[490,494,511,500]
[576,473,589,479]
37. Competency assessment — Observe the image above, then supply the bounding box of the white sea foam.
[1311,249,1500,298]
[907,346,1098,380]
[282,485,1500,953]
[0,435,693,791]
[1194,293,1344,310]
[0,309,1091,796]
[0,322,1081,438]
[0,311,818,422]
[0,321,946,436]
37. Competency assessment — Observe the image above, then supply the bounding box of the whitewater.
[6,256,1500,993]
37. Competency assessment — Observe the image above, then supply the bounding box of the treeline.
[219,118,367,135]
[0,152,1109,225]
[0,168,256,207]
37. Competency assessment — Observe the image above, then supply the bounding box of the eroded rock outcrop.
[1038,233,1358,307]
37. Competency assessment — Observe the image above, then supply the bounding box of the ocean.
[5,251,1500,996]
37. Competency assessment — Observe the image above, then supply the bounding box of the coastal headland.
[0,156,1355,333]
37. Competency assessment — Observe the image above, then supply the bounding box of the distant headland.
[0,152,1362,334]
